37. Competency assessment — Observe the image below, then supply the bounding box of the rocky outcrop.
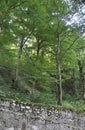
[0,99,85,130]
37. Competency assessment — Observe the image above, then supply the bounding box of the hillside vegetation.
[0,0,85,111]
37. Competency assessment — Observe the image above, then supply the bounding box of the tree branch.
[60,37,79,61]
[8,1,27,10]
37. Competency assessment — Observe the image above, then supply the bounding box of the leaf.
[4,0,8,4]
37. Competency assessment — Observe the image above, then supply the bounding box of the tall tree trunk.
[78,58,85,101]
[14,37,28,85]
[15,44,23,81]
[36,38,43,56]
[13,43,23,88]
[37,40,40,56]
[56,34,62,105]
[83,79,85,102]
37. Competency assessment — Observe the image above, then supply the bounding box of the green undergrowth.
[0,85,31,103]
[62,100,85,112]
[0,85,85,113]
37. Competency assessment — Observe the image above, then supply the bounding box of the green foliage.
[63,100,85,112]
[33,93,56,105]
[0,0,85,109]
[0,84,31,102]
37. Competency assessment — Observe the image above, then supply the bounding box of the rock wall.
[0,99,85,130]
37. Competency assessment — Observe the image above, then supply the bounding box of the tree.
[44,0,80,105]
[0,0,85,104]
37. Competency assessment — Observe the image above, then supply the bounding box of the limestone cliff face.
[0,100,85,130]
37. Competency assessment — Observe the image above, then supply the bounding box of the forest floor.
[0,83,85,112]
[0,72,85,112]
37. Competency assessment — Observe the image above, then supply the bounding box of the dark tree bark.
[78,58,85,101]
[56,34,62,105]
[13,37,28,88]
[12,43,23,89]
[15,44,23,81]
[37,39,41,56]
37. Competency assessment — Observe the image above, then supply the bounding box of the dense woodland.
[0,0,85,109]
